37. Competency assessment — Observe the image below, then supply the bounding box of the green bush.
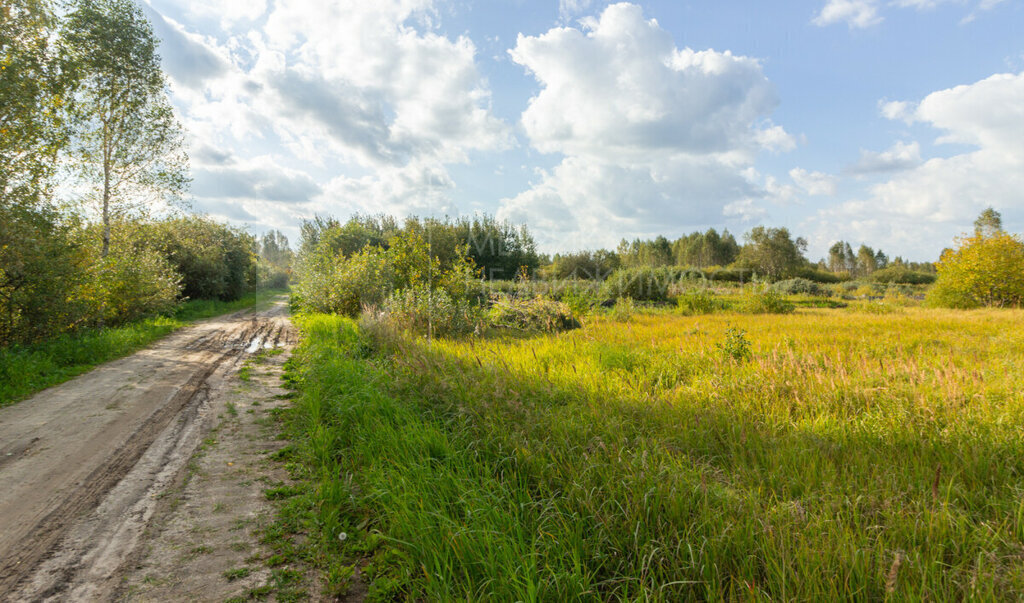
[378,286,482,338]
[488,296,580,332]
[677,289,721,315]
[296,245,394,316]
[144,216,259,301]
[717,327,752,361]
[91,248,182,324]
[737,289,795,314]
[794,268,844,284]
[770,278,830,297]
[601,267,677,302]
[869,266,936,285]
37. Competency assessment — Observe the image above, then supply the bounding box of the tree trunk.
[101,122,110,258]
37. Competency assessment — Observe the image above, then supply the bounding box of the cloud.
[813,0,882,28]
[847,141,921,174]
[559,0,595,21]
[192,157,322,203]
[789,168,837,196]
[813,0,1008,28]
[146,0,509,238]
[499,3,791,249]
[143,5,229,89]
[813,70,1024,258]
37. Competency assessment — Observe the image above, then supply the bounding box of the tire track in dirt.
[0,299,295,601]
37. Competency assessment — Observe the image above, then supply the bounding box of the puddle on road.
[244,336,278,354]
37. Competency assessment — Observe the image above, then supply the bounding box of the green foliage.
[299,213,540,281]
[143,216,259,301]
[562,290,595,317]
[771,278,830,297]
[716,326,752,361]
[374,286,482,338]
[545,249,620,280]
[610,296,636,321]
[737,288,796,314]
[735,226,809,281]
[928,230,1024,309]
[296,244,394,316]
[601,266,677,302]
[487,296,580,332]
[90,246,181,324]
[0,204,94,345]
[869,266,936,285]
[0,0,69,207]
[677,289,721,315]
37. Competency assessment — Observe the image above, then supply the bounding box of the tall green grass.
[280,307,1024,600]
[0,289,286,407]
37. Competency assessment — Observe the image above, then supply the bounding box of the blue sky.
[143,0,1023,260]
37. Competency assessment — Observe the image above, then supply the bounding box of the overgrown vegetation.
[277,305,1024,599]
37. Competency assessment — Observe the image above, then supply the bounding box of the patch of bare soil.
[0,299,315,602]
[117,343,321,602]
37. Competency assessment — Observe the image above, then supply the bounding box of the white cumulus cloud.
[499,3,792,250]
[813,70,1024,258]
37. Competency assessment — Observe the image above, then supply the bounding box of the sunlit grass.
[281,304,1024,600]
[0,289,287,407]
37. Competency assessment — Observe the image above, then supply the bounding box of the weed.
[716,326,752,361]
[222,567,252,582]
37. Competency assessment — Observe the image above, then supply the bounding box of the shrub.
[379,286,482,338]
[91,248,182,324]
[717,327,752,361]
[927,232,1024,308]
[795,267,844,284]
[562,290,596,317]
[770,278,830,297]
[601,267,676,302]
[144,217,259,301]
[677,289,720,315]
[737,289,795,314]
[488,296,580,332]
[296,245,395,316]
[610,297,636,321]
[869,266,936,285]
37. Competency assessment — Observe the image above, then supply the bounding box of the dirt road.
[0,300,296,601]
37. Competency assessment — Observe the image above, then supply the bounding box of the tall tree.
[974,207,1003,238]
[736,226,808,280]
[62,0,188,257]
[1,0,67,206]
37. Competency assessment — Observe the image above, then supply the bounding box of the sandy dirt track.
[0,300,295,601]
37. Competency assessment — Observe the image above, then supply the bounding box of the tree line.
[1,0,288,346]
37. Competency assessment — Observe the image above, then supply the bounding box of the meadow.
[277,301,1024,600]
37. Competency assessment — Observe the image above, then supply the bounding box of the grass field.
[0,289,287,407]
[277,303,1024,600]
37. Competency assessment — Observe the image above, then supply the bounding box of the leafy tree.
[0,1,91,345]
[856,244,878,275]
[260,230,293,270]
[736,226,808,280]
[928,230,1024,308]
[974,207,1002,238]
[62,0,188,257]
[546,249,620,280]
[1,0,68,207]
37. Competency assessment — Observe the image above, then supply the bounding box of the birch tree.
[62,0,188,257]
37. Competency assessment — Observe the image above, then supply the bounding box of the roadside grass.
[277,307,1024,600]
[0,288,287,408]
